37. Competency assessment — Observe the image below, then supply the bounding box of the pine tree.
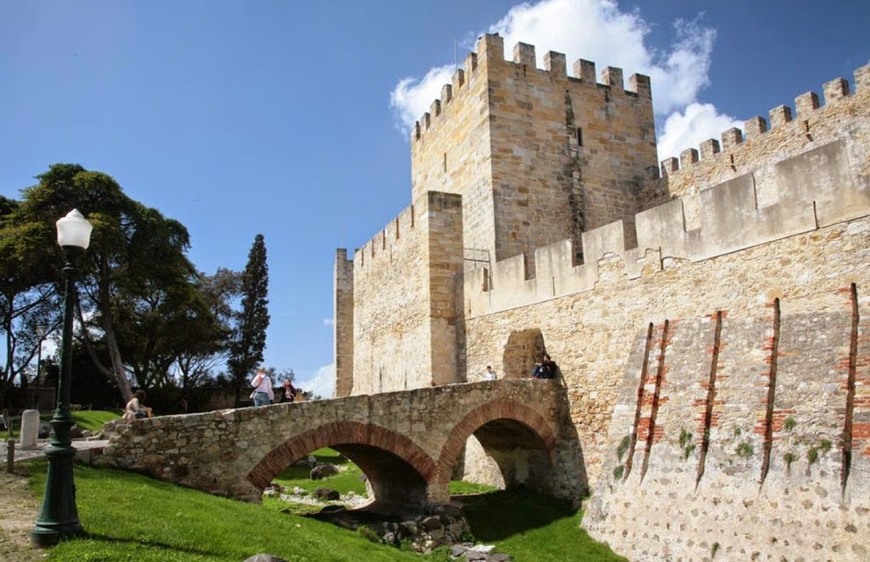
[227,234,270,406]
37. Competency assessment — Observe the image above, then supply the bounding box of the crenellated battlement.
[660,63,870,184]
[353,202,417,269]
[412,33,652,142]
[465,130,870,317]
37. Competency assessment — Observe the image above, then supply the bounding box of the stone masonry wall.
[486,36,657,268]
[461,66,870,560]
[348,191,463,394]
[334,249,353,397]
[98,380,584,506]
[411,36,495,261]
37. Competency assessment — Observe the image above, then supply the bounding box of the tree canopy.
[0,164,233,407]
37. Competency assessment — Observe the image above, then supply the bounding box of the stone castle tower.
[335,33,660,396]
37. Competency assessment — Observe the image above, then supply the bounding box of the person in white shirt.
[484,365,497,380]
[123,390,153,420]
[250,367,274,406]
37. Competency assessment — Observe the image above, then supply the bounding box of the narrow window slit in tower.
[576,127,583,147]
[443,152,447,173]
[641,319,669,483]
[697,311,723,488]
[624,322,654,480]
[842,283,858,494]
[760,298,781,487]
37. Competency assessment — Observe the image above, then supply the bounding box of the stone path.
[2,437,109,466]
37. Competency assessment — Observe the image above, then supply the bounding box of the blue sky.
[2,1,868,398]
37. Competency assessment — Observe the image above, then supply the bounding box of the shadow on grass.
[454,488,576,541]
[80,533,217,558]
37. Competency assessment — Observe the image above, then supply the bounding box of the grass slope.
[26,448,626,561]
[30,461,440,562]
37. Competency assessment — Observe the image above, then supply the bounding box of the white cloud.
[389,64,457,136]
[656,103,742,162]
[297,362,335,400]
[322,318,334,327]
[388,0,733,160]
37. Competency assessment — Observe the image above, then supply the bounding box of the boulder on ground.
[310,463,339,480]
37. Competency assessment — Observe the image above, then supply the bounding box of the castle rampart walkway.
[98,380,586,507]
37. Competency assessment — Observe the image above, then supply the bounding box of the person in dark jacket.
[532,354,559,379]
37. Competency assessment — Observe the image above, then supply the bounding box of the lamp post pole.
[32,210,91,548]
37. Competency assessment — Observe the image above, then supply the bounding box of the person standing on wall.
[484,365,497,380]
[250,367,274,406]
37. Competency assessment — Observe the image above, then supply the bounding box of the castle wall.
[333,249,354,397]
[411,34,658,277]
[460,66,870,561]
[346,191,463,394]
[410,37,496,263]
[486,38,657,267]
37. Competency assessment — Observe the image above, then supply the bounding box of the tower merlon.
[855,63,870,91]
[769,105,793,129]
[574,59,596,83]
[823,78,849,103]
[451,68,465,91]
[441,84,453,105]
[602,66,624,91]
[513,41,536,67]
[744,116,768,140]
[628,73,652,98]
[680,148,699,169]
[699,138,721,160]
[477,33,504,62]
[794,91,820,118]
[544,50,567,79]
[720,127,744,152]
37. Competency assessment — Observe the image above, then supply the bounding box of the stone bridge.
[98,380,586,508]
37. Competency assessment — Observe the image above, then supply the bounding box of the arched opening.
[331,444,428,508]
[503,329,545,378]
[436,399,560,502]
[247,421,436,511]
[465,418,553,494]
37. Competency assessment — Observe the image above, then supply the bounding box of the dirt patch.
[0,467,46,562]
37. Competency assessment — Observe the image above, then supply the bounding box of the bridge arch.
[247,421,437,508]
[433,399,558,502]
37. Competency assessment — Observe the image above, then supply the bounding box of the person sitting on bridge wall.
[123,390,153,420]
[281,379,298,403]
[250,367,274,407]
[532,354,559,379]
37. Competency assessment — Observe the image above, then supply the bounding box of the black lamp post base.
[31,421,83,547]
[32,521,84,548]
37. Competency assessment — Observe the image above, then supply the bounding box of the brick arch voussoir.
[435,399,558,488]
[247,421,437,489]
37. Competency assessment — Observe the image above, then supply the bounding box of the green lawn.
[25,447,625,562]
[4,410,119,438]
[29,461,448,562]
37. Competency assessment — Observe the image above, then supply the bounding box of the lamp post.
[32,209,92,547]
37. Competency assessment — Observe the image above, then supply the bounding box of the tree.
[0,195,62,407]
[174,268,241,397]
[6,164,206,403]
[227,234,270,407]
